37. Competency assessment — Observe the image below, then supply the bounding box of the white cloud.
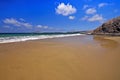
[56,3,77,16]
[3,18,54,31]
[3,18,32,28]
[19,18,25,22]
[69,16,75,20]
[86,8,96,14]
[36,25,49,29]
[98,3,108,8]
[22,23,32,28]
[44,26,48,29]
[88,14,104,22]
[83,5,89,9]
[81,16,89,20]
[3,18,21,26]
[81,14,105,22]
[36,25,42,28]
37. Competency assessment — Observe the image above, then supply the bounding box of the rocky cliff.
[92,16,120,35]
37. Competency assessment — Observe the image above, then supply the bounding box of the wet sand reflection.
[93,36,119,49]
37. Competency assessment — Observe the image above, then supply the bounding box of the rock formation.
[92,16,120,35]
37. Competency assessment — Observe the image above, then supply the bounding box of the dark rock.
[92,16,120,35]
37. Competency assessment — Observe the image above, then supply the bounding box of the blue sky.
[0,0,120,33]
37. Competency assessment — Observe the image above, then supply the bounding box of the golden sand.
[0,35,120,80]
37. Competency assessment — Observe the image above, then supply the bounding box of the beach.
[0,35,120,80]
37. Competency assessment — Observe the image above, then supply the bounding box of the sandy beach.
[0,35,120,80]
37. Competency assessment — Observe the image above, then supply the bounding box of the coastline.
[0,33,83,44]
[0,35,120,80]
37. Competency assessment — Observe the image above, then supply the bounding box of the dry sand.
[0,35,120,80]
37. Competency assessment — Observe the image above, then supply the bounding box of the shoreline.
[0,33,83,44]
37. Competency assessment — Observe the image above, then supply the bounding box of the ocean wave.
[0,34,83,43]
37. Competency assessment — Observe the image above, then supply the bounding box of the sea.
[0,33,83,43]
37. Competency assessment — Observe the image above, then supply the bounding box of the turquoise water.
[0,33,83,43]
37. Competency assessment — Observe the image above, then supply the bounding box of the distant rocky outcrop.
[92,16,120,36]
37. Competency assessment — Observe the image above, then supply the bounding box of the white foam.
[0,34,83,43]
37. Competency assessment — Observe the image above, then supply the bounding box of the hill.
[92,16,120,36]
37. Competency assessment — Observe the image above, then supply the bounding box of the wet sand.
[0,35,120,80]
